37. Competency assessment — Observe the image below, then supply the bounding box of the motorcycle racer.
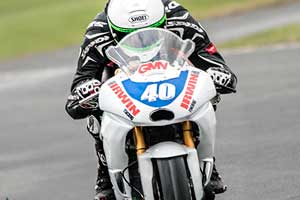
[65,0,237,199]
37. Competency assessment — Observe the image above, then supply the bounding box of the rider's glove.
[72,79,101,109]
[206,67,235,94]
[65,79,101,119]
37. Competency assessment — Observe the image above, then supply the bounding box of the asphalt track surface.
[1,3,300,200]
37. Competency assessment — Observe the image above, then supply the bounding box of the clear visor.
[109,15,167,42]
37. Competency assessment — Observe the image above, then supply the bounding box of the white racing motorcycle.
[96,28,224,200]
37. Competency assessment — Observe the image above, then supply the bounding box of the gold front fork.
[133,127,146,155]
[182,121,195,148]
[134,122,194,155]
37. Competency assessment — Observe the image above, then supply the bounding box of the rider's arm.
[71,13,113,91]
[66,12,114,119]
[164,0,237,93]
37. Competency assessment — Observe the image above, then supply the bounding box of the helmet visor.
[109,15,167,42]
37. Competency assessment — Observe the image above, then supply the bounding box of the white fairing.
[99,66,216,126]
[99,29,216,199]
[101,112,134,199]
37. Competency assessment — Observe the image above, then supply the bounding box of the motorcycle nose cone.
[150,109,175,121]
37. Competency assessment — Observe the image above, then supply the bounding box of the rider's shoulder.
[81,11,113,56]
[85,11,110,34]
[162,0,187,15]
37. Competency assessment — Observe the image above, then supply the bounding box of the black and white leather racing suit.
[66,0,237,120]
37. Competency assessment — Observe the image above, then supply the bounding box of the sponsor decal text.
[180,71,199,111]
[129,14,149,23]
[109,82,140,118]
[138,60,169,74]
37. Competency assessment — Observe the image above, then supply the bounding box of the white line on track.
[0,66,73,91]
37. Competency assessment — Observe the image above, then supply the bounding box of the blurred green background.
[0,0,299,60]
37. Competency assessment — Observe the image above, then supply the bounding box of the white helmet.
[107,0,166,41]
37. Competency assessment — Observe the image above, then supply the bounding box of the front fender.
[138,142,204,200]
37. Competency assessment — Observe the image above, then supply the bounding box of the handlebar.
[215,83,237,94]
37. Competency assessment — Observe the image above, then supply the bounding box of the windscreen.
[106,28,195,76]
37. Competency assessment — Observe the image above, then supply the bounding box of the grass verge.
[178,0,296,19]
[0,0,297,60]
[0,0,104,60]
[220,23,300,49]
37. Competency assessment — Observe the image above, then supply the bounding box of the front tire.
[152,156,194,200]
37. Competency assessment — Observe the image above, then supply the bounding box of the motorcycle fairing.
[99,66,216,125]
[100,112,134,199]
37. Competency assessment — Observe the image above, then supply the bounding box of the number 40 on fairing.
[141,83,176,102]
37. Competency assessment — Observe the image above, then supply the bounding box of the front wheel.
[152,156,194,200]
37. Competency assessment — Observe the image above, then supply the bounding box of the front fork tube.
[182,121,195,148]
[133,127,146,155]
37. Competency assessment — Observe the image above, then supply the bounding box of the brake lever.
[78,92,100,105]
[69,92,100,108]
